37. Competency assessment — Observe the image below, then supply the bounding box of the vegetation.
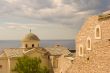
[12,56,49,73]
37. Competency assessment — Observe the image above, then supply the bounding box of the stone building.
[0,31,71,73]
[67,11,110,73]
[21,31,40,48]
[45,45,74,73]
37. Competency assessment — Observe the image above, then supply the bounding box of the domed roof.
[22,32,40,42]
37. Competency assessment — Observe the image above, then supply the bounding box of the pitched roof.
[103,10,110,14]
[24,47,48,55]
[0,47,48,58]
[4,48,24,58]
[0,45,70,58]
[45,45,70,56]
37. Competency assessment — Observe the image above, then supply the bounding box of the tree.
[12,56,49,73]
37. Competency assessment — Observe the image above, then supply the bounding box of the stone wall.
[67,12,110,73]
[54,55,72,73]
[0,58,9,73]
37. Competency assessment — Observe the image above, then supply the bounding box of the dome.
[22,32,40,42]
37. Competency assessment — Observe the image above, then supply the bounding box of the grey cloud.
[63,0,109,13]
[0,0,53,16]
[0,0,110,33]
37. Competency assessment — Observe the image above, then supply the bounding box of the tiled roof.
[24,47,48,55]
[1,47,47,58]
[98,10,110,21]
[4,48,24,58]
[0,45,70,58]
[103,10,110,14]
[45,45,70,56]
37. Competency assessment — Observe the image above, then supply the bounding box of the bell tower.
[21,30,40,49]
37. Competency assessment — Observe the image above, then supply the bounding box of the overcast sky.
[0,0,110,40]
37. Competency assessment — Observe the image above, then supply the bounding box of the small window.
[87,37,91,50]
[0,65,2,68]
[48,56,50,60]
[79,45,84,56]
[25,44,28,48]
[96,28,100,37]
[32,44,34,48]
[95,25,101,39]
[87,57,89,61]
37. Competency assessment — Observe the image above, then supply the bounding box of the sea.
[0,40,75,51]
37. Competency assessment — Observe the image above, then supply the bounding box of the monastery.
[0,10,110,73]
[0,31,73,73]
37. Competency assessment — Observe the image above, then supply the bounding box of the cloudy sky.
[0,0,110,40]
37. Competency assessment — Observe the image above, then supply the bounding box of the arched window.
[25,44,28,48]
[79,45,84,56]
[96,28,100,37]
[95,25,101,39]
[87,37,91,50]
[32,44,34,48]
